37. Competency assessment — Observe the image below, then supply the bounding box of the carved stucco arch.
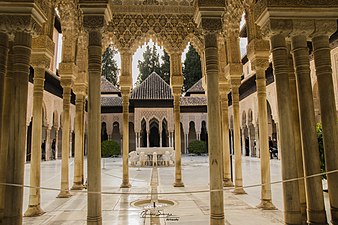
[106,13,203,55]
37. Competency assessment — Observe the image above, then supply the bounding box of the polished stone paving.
[22,156,331,224]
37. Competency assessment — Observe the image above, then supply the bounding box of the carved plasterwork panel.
[106,13,204,54]
[134,108,174,132]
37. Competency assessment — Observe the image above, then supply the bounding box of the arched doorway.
[200,120,208,151]
[149,118,160,147]
[26,120,32,162]
[129,122,136,152]
[101,122,108,142]
[162,119,168,147]
[141,119,147,147]
[188,121,197,144]
[112,122,121,153]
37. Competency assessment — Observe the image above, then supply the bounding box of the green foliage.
[316,123,326,179]
[188,140,207,155]
[183,45,202,91]
[102,45,119,85]
[101,140,120,158]
[160,50,170,84]
[137,45,162,85]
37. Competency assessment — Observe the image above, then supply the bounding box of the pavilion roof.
[131,72,173,100]
[101,96,122,107]
[185,78,204,96]
[101,76,121,94]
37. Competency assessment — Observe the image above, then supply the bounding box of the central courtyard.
[22,156,330,225]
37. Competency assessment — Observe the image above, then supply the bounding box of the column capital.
[73,83,87,96]
[259,19,293,39]
[194,2,224,35]
[59,63,78,83]
[289,19,314,38]
[30,35,55,69]
[247,38,270,64]
[225,63,242,80]
[311,20,337,38]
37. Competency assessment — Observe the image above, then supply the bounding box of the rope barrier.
[0,169,336,196]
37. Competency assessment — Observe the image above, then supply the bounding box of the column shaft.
[46,128,51,161]
[221,95,233,187]
[270,34,302,224]
[4,32,32,225]
[204,33,224,224]
[232,84,246,194]
[87,30,102,225]
[25,67,46,216]
[121,93,131,188]
[256,68,275,209]
[173,95,184,187]
[0,33,9,223]
[72,94,85,190]
[288,45,307,223]
[291,35,327,224]
[312,34,338,223]
[58,86,72,198]
[55,129,59,159]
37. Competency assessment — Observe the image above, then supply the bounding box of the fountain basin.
[131,199,176,209]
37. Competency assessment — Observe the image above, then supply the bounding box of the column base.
[87,216,102,225]
[223,179,234,187]
[71,182,85,190]
[257,200,277,210]
[24,205,45,217]
[57,190,72,198]
[120,183,131,188]
[233,187,246,195]
[173,181,185,187]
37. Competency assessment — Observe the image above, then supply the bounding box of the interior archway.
[149,118,160,147]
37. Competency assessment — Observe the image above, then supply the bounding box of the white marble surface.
[21,156,331,225]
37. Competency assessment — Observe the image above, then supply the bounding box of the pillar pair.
[0,31,33,225]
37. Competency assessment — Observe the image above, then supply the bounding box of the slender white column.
[291,34,327,224]
[121,91,131,188]
[312,21,338,223]
[0,36,10,223]
[72,93,85,190]
[221,93,233,187]
[4,31,32,225]
[87,30,102,225]
[57,84,72,198]
[204,32,224,224]
[232,81,246,194]
[25,66,46,216]
[270,33,302,224]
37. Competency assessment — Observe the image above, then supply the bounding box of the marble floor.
[21,156,331,225]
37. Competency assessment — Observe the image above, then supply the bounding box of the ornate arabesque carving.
[106,13,204,54]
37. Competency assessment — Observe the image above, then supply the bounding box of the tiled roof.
[131,72,173,100]
[185,78,204,96]
[101,96,122,107]
[180,96,207,106]
[101,76,120,93]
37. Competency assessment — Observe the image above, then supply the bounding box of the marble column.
[204,32,224,224]
[291,34,327,224]
[0,36,10,223]
[87,30,102,224]
[72,93,85,190]
[24,66,46,216]
[312,20,338,223]
[57,83,72,198]
[121,91,131,188]
[173,94,184,187]
[160,132,163,147]
[0,32,8,136]
[46,127,51,161]
[255,64,276,210]
[254,125,260,158]
[221,93,233,187]
[270,33,302,224]
[231,81,246,194]
[4,31,32,225]
[120,50,132,188]
[55,128,59,159]
[147,131,150,148]
[287,44,307,223]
